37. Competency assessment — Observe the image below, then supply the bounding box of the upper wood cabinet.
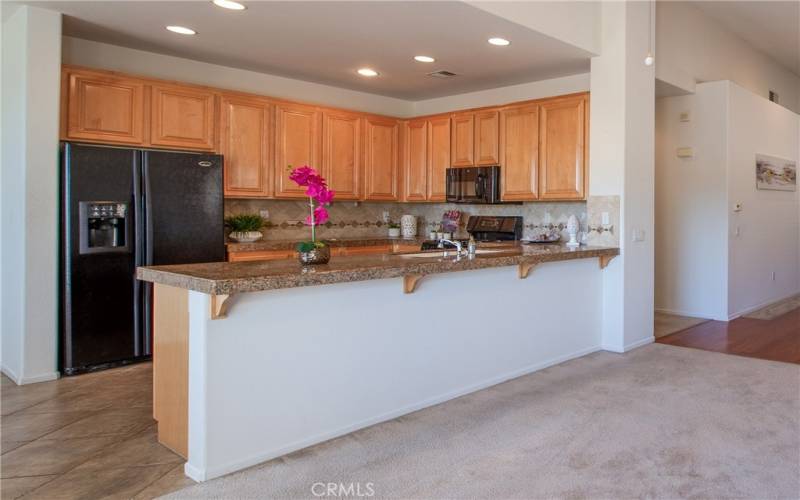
[322,110,362,201]
[150,84,216,150]
[500,105,539,201]
[474,110,500,166]
[364,117,399,201]
[220,95,272,198]
[403,120,428,202]
[65,71,146,145]
[539,95,587,200]
[274,102,322,198]
[427,117,451,202]
[450,113,474,167]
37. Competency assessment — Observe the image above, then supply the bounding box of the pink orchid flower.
[305,206,329,226]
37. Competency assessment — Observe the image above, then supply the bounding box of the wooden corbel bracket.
[210,294,234,320]
[518,262,537,279]
[599,254,617,269]
[403,274,424,294]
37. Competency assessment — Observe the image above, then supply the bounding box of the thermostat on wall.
[676,147,694,158]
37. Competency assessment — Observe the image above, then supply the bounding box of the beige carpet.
[743,294,800,320]
[165,344,800,500]
[654,312,709,338]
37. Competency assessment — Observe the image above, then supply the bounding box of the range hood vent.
[427,70,458,79]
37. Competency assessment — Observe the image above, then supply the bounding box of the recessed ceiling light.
[213,0,246,10]
[166,25,196,35]
[414,55,435,63]
[488,37,510,46]
[357,68,379,77]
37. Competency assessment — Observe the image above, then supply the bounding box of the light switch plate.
[259,209,270,219]
[601,212,610,225]
[632,229,646,242]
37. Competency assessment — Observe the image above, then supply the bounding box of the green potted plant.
[387,222,401,238]
[225,214,266,243]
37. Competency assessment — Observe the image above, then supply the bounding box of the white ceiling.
[24,1,593,100]
[692,1,800,76]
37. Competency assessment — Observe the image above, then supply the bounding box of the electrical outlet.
[601,212,610,225]
[382,211,391,223]
[259,209,270,219]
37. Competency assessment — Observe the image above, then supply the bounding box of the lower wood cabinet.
[227,249,297,262]
[220,95,272,197]
[65,70,147,145]
[500,104,539,201]
[274,102,322,198]
[539,95,587,200]
[338,244,393,256]
[150,84,216,151]
[323,110,362,200]
[364,117,399,201]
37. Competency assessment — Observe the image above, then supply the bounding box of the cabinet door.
[539,96,587,200]
[274,102,322,198]
[500,105,539,201]
[474,110,499,165]
[220,96,271,197]
[150,84,216,150]
[450,113,474,167]
[403,120,428,201]
[227,250,296,262]
[323,111,362,200]
[364,117,399,201]
[427,117,451,201]
[66,71,146,145]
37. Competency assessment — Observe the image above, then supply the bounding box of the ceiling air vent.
[427,70,458,79]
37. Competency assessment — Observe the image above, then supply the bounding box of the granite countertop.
[226,236,428,252]
[137,243,619,295]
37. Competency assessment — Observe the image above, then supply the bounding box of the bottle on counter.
[467,236,477,255]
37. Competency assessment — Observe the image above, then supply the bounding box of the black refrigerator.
[60,143,225,375]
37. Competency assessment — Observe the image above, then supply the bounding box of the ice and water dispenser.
[78,201,130,254]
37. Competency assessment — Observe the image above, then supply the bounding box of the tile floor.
[1,363,194,499]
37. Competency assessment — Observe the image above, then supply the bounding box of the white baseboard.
[727,290,800,320]
[0,366,59,385]
[654,307,720,321]
[191,344,603,482]
[1,365,20,385]
[602,335,655,353]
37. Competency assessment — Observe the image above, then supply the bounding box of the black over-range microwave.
[445,166,501,204]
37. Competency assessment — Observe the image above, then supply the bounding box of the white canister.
[400,215,417,238]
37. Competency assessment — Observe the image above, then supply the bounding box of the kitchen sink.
[398,248,514,259]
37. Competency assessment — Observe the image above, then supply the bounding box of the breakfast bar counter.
[138,243,619,295]
[136,243,619,482]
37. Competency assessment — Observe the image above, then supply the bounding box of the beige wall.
[656,1,800,114]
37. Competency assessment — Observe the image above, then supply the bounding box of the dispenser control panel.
[78,201,131,255]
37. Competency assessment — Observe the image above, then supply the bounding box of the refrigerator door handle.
[133,152,143,357]
[142,153,154,356]
[143,155,154,266]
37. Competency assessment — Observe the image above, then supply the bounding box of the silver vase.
[298,245,331,265]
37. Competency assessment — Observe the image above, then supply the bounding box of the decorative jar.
[298,245,331,265]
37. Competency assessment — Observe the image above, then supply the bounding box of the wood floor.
[657,307,800,364]
[0,363,193,499]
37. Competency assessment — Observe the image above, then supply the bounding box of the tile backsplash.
[225,199,616,242]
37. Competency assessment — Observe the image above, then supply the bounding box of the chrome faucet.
[437,238,463,254]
